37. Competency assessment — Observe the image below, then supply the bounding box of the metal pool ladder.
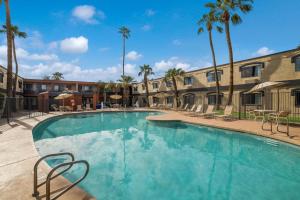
[32,152,89,200]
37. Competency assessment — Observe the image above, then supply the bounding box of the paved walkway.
[0,109,300,200]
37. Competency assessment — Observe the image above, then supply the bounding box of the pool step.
[32,152,90,200]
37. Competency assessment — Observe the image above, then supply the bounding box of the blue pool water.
[33,112,300,200]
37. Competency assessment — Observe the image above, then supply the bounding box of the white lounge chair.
[86,104,92,111]
[187,105,203,116]
[182,104,196,114]
[177,104,189,111]
[77,105,83,111]
[198,105,216,118]
[216,105,234,121]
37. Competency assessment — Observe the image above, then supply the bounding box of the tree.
[3,0,13,97]
[164,68,185,108]
[42,75,50,80]
[138,64,154,107]
[0,25,27,97]
[118,75,135,106]
[118,26,130,76]
[198,12,223,109]
[206,0,253,105]
[51,72,64,80]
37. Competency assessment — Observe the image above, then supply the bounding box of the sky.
[0,0,299,82]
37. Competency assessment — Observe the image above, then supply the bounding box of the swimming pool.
[33,111,300,200]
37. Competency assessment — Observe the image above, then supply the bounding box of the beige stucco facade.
[132,49,300,113]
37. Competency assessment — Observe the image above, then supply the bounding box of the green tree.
[206,0,253,105]
[138,64,154,107]
[198,12,223,109]
[51,72,64,80]
[3,0,13,97]
[118,75,135,106]
[118,26,131,76]
[164,68,185,108]
[0,25,27,97]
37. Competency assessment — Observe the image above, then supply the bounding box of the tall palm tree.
[206,0,253,105]
[198,12,223,109]
[118,75,135,106]
[51,72,64,80]
[138,64,154,107]
[118,26,130,76]
[3,0,13,97]
[0,25,27,97]
[164,68,185,108]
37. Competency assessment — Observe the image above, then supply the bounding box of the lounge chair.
[86,104,92,111]
[216,105,234,121]
[182,104,196,114]
[166,103,173,110]
[150,103,157,109]
[51,104,59,111]
[198,105,216,118]
[186,105,203,116]
[77,105,83,111]
[65,106,73,112]
[177,104,189,111]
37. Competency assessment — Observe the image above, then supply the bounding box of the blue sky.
[0,0,299,81]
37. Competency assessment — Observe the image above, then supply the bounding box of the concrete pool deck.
[0,109,300,200]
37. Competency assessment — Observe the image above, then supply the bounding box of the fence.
[0,97,48,124]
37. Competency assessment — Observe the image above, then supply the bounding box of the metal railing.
[32,152,89,200]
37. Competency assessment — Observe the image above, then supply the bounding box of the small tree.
[51,72,64,80]
[138,64,154,107]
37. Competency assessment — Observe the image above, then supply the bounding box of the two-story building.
[23,79,99,110]
[132,48,300,113]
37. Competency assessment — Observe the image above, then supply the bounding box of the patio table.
[254,109,276,131]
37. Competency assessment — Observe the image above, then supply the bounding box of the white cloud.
[145,9,156,17]
[141,24,152,31]
[60,36,88,54]
[254,47,274,56]
[0,45,58,62]
[172,39,182,46]
[154,57,192,73]
[72,5,105,24]
[48,41,58,50]
[125,51,142,61]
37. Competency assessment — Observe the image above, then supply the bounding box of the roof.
[24,78,97,85]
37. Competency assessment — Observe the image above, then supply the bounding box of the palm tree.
[3,0,13,97]
[105,81,121,105]
[0,25,27,97]
[198,12,223,109]
[51,72,64,80]
[138,64,154,107]
[164,68,185,108]
[206,0,253,105]
[118,26,130,76]
[118,75,135,106]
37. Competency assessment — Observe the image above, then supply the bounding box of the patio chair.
[65,106,73,112]
[51,104,59,111]
[198,105,216,118]
[166,103,173,110]
[182,104,196,114]
[77,105,83,111]
[216,105,234,121]
[186,105,203,116]
[86,104,92,111]
[269,111,290,136]
[177,104,189,111]
[150,103,157,109]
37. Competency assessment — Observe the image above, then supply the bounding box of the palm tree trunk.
[209,30,220,110]
[172,76,179,108]
[144,75,150,107]
[122,37,125,76]
[225,21,234,106]
[5,0,13,98]
[12,37,18,98]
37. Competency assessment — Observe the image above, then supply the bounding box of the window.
[292,55,300,72]
[207,71,222,82]
[292,89,300,106]
[166,96,174,104]
[240,63,263,78]
[0,72,4,83]
[133,86,138,92]
[207,94,222,105]
[18,80,23,89]
[142,84,145,91]
[152,82,159,89]
[183,94,195,106]
[54,85,59,91]
[83,86,91,91]
[242,93,262,105]
[41,84,47,91]
[184,77,193,85]
[166,81,172,88]
[153,97,159,104]
[24,84,33,90]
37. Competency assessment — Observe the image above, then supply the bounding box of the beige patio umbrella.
[110,94,122,100]
[246,81,285,110]
[55,93,73,108]
[246,81,285,93]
